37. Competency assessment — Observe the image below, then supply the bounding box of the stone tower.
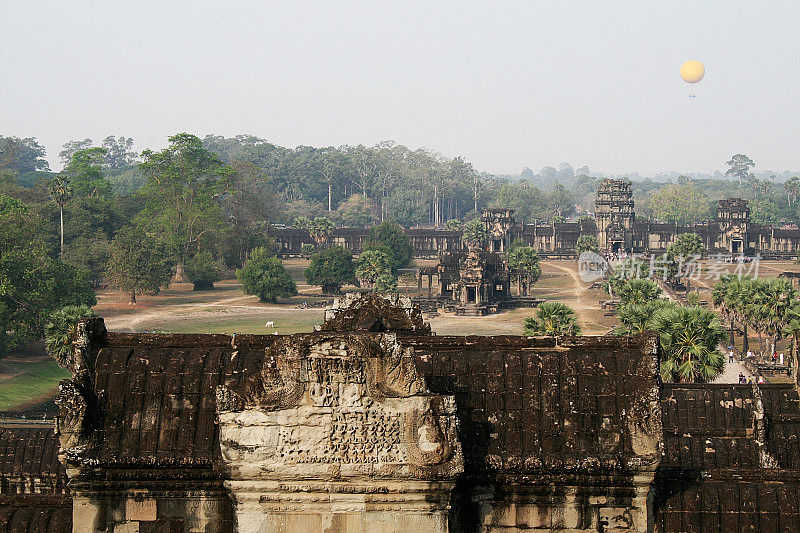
[595,179,634,253]
[481,208,516,252]
[717,198,750,254]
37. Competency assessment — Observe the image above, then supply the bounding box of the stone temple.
[4,294,800,532]
[273,179,800,258]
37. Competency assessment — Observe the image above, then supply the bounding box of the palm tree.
[44,305,97,369]
[712,275,735,344]
[614,299,672,335]
[508,245,542,296]
[617,278,662,306]
[651,305,724,383]
[715,275,756,354]
[524,301,581,337]
[783,304,800,379]
[294,216,335,246]
[757,278,797,355]
[50,174,73,260]
[605,258,649,296]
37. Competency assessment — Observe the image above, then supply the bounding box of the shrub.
[366,221,413,272]
[185,251,224,290]
[237,247,297,303]
[305,246,356,294]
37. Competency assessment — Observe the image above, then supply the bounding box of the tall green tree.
[0,196,95,357]
[648,183,710,224]
[59,138,93,167]
[785,176,800,206]
[546,184,575,219]
[106,225,175,303]
[65,147,112,198]
[101,135,139,169]
[305,246,356,294]
[750,197,781,225]
[223,161,277,268]
[335,194,376,228]
[366,220,414,272]
[63,235,111,288]
[0,136,49,177]
[667,233,704,288]
[138,133,233,269]
[724,154,755,187]
[49,174,73,260]
[507,245,541,296]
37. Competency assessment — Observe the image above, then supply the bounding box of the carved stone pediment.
[606,222,626,241]
[459,249,487,283]
[216,333,463,482]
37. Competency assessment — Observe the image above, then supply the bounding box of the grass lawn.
[0,358,69,413]
[137,309,326,335]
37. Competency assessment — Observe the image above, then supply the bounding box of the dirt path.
[544,261,588,298]
[537,260,612,335]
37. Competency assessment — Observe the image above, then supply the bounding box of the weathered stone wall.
[18,296,800,532]
[216,332,463,532]
[0,426,71,532]
[654,383,800,531]
[408,334,662,532]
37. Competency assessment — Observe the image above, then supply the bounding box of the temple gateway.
[273,179,800,258]
[4,294,800,532]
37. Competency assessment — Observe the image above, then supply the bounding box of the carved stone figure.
[217,331,462,533]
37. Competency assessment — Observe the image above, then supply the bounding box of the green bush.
[185,251,224,290]
[366,221,413,272]
[305,246,356,294]
[237,247,297,303]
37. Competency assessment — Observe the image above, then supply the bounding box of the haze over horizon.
[2,1,799,177]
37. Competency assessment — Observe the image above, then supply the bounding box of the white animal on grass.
[265,321,275,328]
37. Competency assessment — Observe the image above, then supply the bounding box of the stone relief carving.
[55,317,105,461]
[217,332,463,481]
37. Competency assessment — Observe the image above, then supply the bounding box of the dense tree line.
[200,135,580,227]
[3,129,800,359]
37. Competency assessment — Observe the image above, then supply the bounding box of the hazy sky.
[2,1,799,175]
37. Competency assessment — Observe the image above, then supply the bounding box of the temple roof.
[0,426,71,532]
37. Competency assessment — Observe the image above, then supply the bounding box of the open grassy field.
[0,356,69,414]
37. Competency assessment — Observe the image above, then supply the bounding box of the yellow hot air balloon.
[680,60,705,83]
